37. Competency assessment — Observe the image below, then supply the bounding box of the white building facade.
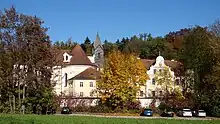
[138,56,183,107]
[51,34,103,107]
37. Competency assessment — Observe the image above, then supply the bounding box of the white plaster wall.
[52,65,94,95]
[146,56,176,97]
[87,56,95,63]
[72,79,96,97]
[138,99,161,108]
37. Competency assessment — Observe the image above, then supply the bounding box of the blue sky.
[1,0,220,43]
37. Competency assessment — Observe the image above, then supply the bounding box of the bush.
[211,105,220,117]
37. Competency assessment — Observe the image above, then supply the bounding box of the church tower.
[93,33,104,68]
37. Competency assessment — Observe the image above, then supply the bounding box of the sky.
[1,0,220,43]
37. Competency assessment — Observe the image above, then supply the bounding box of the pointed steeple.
[94,32,101,49]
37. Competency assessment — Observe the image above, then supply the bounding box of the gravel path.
[55,113,217,120]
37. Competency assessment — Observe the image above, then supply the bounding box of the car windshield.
[145,109,152,111]
[183,109,191,112]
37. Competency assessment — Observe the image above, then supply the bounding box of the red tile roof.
[69,45,93,65]
[141,59,183,70]
[71,67,101,80]
[55,45,95,66]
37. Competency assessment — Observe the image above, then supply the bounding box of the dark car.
[140,109,153,116]
[160,111,174,117]
[61,107,72,114]
[47,108,56,114]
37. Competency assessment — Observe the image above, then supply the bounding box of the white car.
[193,110,206,117]
[181,109,192,117]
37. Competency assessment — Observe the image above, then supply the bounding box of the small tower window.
[66,55,68,61]
[97,53,101,59]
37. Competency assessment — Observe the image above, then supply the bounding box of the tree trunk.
[22,85,25,114]
[9,95,12,113]
[13,95,15,113]
[18,82,21,113]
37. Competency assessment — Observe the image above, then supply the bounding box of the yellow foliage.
[97,51,149,107]
[154,66,183,97]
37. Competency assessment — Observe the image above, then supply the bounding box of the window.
[64,73,67,87]
[80,82,83,87]
[97,53,101,59]
[80,92,83,97]
[176,79,180,85]
[90,82,93,87]
[66,55,68,61]
[140,91,144,97]
[152,91,155,97]
[69,92,73,96]
[90,92,93,97]
[152,78,155,85]
[159,91,163,96]
[154,69,157,74]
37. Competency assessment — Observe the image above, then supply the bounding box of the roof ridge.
[69,44,93,65]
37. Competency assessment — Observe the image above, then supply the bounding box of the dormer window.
[63,52,72,62]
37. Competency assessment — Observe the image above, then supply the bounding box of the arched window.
[66,55,68,61]
[64,73,67,87]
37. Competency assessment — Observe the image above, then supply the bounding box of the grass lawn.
[0,114,219,124]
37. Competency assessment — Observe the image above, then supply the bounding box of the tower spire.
[159,51,161,56]
[94,32,101,49]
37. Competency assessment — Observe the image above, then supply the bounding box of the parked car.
[192,110,206,117]
[47,108,56,114]
[177,109,192,117]
[140,108,153,116]
[160,111,174,117]
[61,107,72,114]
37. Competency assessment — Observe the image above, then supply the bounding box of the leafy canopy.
[97,51,149,108]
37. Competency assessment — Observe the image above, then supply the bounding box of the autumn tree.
[154,66,184,109]
[0,7,56,114]
[96,51,149,109]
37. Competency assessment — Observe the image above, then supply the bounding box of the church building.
[51,34,104,106]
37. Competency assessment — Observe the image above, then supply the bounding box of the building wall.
[52,65,94,95]
[94,45,104,67]
[70,79,96,97]
[139,56,182,107]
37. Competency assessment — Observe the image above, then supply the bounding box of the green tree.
[81,37,92,55]
[179,25,220,116]
[103,40,117,56]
